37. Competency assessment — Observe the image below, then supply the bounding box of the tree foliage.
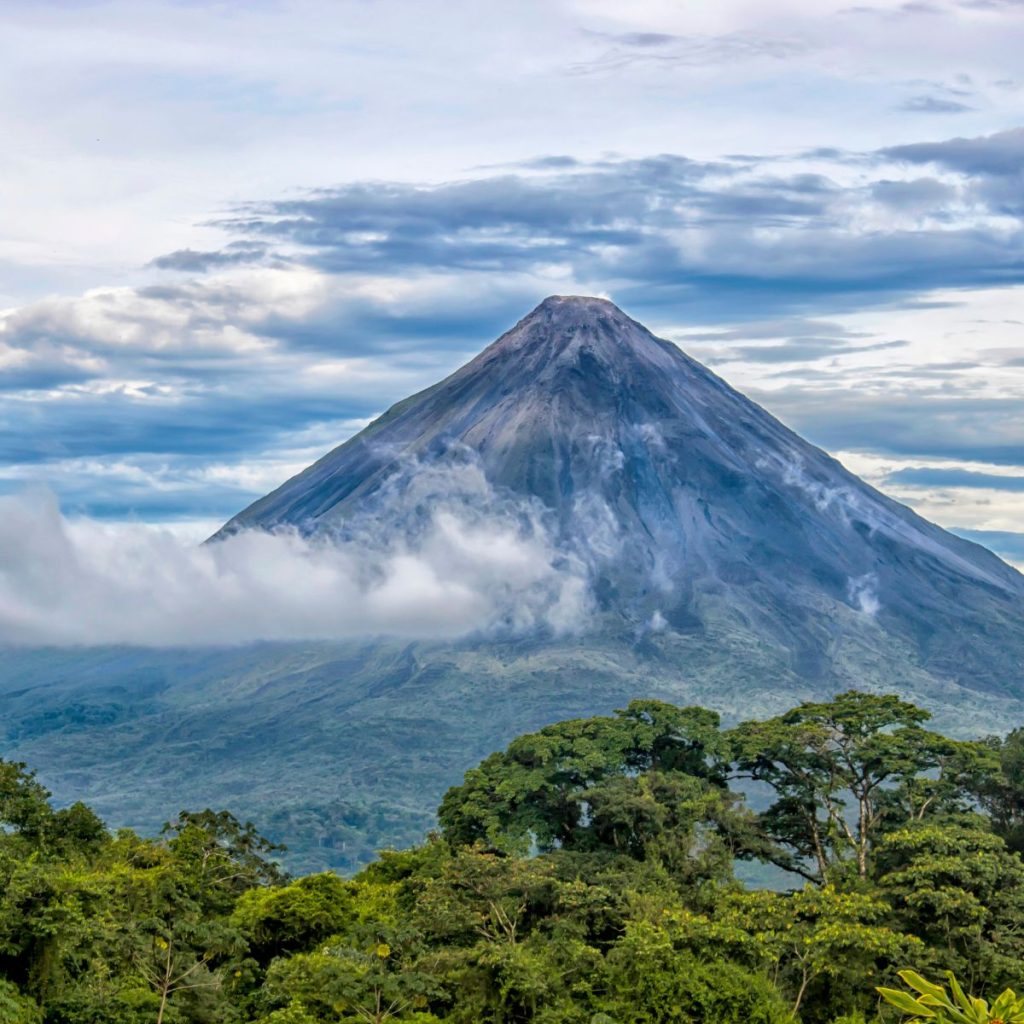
[1,691,1022,1023]
[729,692,987,884]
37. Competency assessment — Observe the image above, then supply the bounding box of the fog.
[0,491,591,646]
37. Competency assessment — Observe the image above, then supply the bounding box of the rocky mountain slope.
[217,295,1024,698]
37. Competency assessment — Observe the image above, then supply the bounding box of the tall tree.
[876,820,1024,991]
[729,691,981,883]
[438,700,729,862]
[973,728,1024,856]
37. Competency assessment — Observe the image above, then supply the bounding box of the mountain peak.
[212,297,1024,696]
[479,293,666,372]
[532,294,625,319]
[520,294,640,335]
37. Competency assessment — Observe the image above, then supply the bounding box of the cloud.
[762,388,1024,466]
[869,176,957,209]
[189,145,1024,323]
[898,95,974,113]
[148,244,269,271]
[5,129,1024,522]
[570,29,810,75]
[674,317,909,365]
[0,489,591,646]
[607,32,678,47]
[883,126,1024,175]
[952,528,1024,566]
[886,466,1024,490]
[881,128,1024,215]
[847,573,881,615]
[3,0,1024,311]
[956,0,1024,11]
[721,339,907,363]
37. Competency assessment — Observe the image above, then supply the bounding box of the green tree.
[438,701,733,872]
[875,821,1024,991]
[161,809,286,914]
[233,872,353,965]
[0,979,42,1024]
[414,848,568,949]
[604,921,793,1024]
[730,692,978,884]
[264,923,440,1023]
[661,884,918,1018]
[973,729,1024,856]
[0,761,53,845]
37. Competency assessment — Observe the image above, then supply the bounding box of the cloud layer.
[4,0,1023,302]
[0,491,590,646]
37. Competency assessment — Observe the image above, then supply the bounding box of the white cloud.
[847,572,882,616]
[2,0,1023,301]
[0,490,591,646]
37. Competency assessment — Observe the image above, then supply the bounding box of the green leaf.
[878,988,935,1017]
[900,972,951,1003]
[989,990,1017,1018]
[947,973,973,1014]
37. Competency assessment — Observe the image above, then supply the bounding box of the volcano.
[215,295,1024,694]
[5,296,1024,872]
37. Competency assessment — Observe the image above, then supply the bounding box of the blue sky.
[1,0,1023,565]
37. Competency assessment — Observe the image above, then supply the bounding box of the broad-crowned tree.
[438,700,734,879]
[729,691,984,884]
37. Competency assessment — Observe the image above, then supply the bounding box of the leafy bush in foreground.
[879,970,1024,1024]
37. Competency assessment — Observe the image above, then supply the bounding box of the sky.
[1,0,1023,569]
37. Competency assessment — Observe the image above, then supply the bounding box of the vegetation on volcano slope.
[3,691,1024,1023]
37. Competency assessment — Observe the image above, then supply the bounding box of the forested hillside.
[3,691,1024,1023]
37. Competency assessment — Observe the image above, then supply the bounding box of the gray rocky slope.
[3,296,1023,871]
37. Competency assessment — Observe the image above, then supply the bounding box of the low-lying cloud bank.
[0,492,590,646]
